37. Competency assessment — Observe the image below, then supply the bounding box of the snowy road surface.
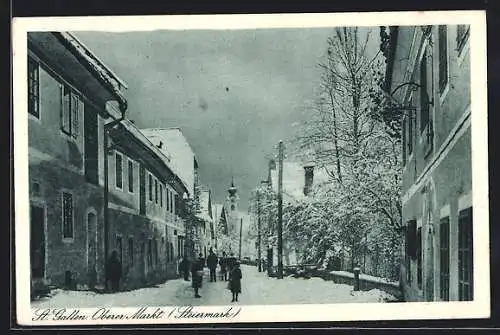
[31,265,397,308]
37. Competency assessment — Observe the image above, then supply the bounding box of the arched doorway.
[86,210,98,288]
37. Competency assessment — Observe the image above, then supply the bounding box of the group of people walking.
[104,247,244,303]
[178,248,243,302]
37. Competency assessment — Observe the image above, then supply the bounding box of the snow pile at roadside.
[330,270,399,286]
[242,275,397,305]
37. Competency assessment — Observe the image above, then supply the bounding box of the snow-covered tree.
[284,27,403,280]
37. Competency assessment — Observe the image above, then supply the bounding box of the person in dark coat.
[106,250,122,293]
[179,256,190,281]
[229,260,242,302]
[206,248,218,282]
[226,252,237,274]
[219,251,228,281]
[191,253,204,298]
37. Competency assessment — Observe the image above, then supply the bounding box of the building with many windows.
[27,32,127,294]
[140,127,203,259]
[383,25,473,301]
[106,119,189,289]
[27,32,195,295]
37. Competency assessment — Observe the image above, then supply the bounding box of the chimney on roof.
[303,163,315,196]
[269,159,276,170]
[267,159,276,185]
[157,141,163,149]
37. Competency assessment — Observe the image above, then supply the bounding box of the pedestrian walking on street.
[191,253,204,298]
[207,248,218,282]
[179,256,190,281]
[227,252,237,274]
[229,260,242,302]
[105,250,122,293]
[219,251,228,281]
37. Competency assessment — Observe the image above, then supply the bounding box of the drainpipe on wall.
[103,101,126,289]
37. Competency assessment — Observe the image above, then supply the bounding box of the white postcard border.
[13,10,490,325]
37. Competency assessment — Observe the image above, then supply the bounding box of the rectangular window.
[166,189,170,212]
[170,192,174,213]
[160,184,163,207]
[128,237,134,266]
[115,153,123,189]
[128,160,134,193]
[174,194,179,216]
[155,179,159,204]
[28,57,39,118]
[440,217,450,301]
[148,173,153,201]
[457,25,470,53]
[62,192,73,239]
[167,189,172,212]
[60,86,80,138]
[419,52,429,133]
[417,226,422,289]
[438,25,449,93]
[459,207,473,301]
[407,220,417,260]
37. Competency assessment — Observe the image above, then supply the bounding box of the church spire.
[228,177,237,196]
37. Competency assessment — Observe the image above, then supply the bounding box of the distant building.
[196,188,216,258]
[141,127,204,260]
[383,25,472,301]
[107,119,189,288]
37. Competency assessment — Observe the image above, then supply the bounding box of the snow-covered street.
[31,265,398,308]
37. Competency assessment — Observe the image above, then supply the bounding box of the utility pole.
[277,140,284,279]
[239,217,243,260]
[257,190,262,272]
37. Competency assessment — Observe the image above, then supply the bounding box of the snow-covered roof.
[141,128,196,196]
[196,189,212,222]
[58,32,128,110]
[269,161,329,201]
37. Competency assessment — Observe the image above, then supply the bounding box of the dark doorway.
[30,204,45,279]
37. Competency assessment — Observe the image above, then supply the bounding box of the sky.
[74,27,379,213]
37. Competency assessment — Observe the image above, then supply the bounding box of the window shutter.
[72,94,82,138]
[59,83,64,130]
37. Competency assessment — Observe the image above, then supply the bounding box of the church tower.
[226,178,239,234]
